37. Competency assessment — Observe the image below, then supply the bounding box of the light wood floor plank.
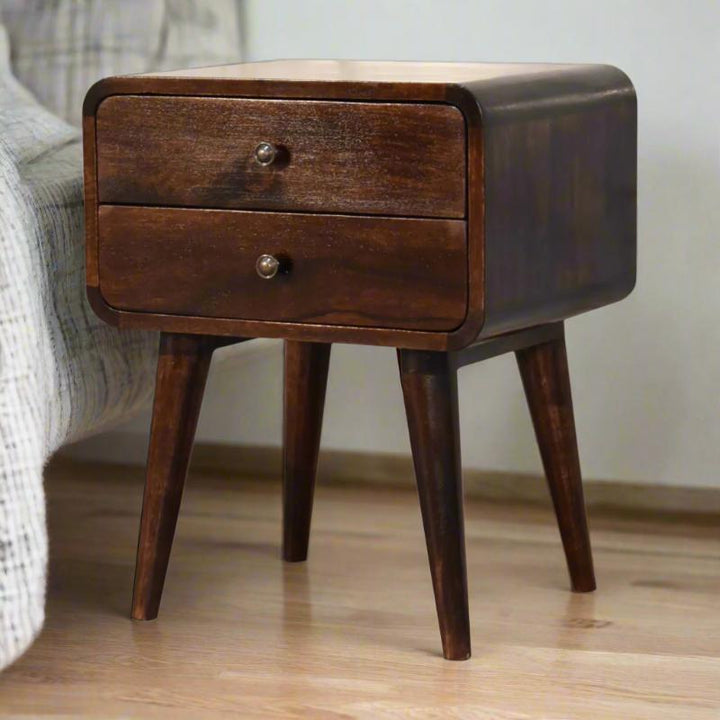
[0,460,718,719]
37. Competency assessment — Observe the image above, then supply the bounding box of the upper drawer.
[95,96,466,218]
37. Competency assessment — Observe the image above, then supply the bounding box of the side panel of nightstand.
[465,66,637,338]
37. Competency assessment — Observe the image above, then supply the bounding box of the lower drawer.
[97,206,468,331]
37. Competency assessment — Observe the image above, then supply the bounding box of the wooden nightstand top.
[142,59,581,83]
[84,59,632,109]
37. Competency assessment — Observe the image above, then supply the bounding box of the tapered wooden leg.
[282,341,331,562]
[398,350,470,661]
[131,333,216,620]
[516,334,596,593]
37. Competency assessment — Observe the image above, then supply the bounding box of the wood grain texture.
[85,60,636,350]
[97,205,468,332]
[282,341,331,562]
[131,333,218,621]
[398,349,470,661]
[516,334,596,593]
[480,92,637,336]
[11,460,717,718]
[96,96,466,218]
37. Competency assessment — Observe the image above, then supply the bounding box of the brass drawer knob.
[256,253,280,279]
[254,141,278,166]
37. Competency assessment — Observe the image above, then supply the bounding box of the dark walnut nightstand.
[83,60,636,660]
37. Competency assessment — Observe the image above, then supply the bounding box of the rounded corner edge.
[86,285,122,327]
[444,83,484,128]
[620,267,638,302]
[445,310,486,352]
[83,77,122,119]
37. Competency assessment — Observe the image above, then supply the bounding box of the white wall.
[69,0,720,488]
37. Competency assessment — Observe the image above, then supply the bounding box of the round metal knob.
[254,141,278,166]
[256,253,280,279]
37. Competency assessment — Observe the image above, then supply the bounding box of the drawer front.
[97,206,467,331]
[96,97,466,218]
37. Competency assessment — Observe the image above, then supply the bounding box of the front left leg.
[132,332,217,621]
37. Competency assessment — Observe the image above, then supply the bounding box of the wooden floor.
[1,460,718,719]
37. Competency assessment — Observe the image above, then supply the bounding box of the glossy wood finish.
[132,333,219,621]
[97,205,468,331]
[516,334,596,592]
[398,349,470,660]
[84,60,636,351]
[97,96,466,218]
[283,341,332,562]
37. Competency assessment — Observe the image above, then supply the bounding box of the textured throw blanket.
[0,25,157,668]
[0,0,243,670]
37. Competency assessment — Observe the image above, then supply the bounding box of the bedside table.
[83,60,636,660]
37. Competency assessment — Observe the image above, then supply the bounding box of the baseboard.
[58,436,720,518]
[188,442,720,519]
